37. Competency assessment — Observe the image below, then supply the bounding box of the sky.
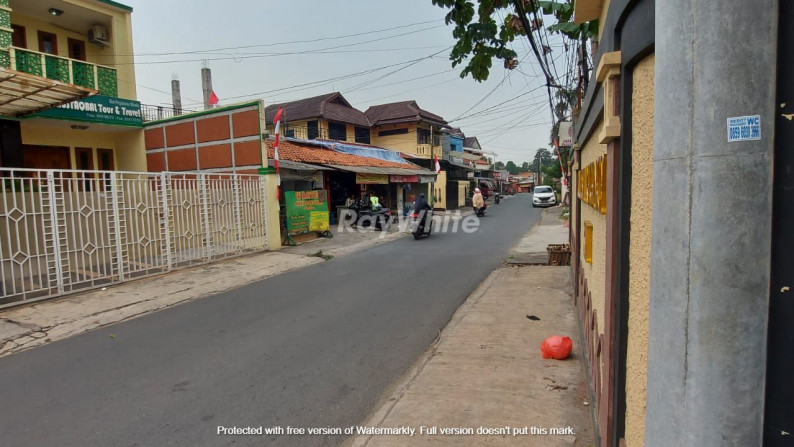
[127,0,573,164]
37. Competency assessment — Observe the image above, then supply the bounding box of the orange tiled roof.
[266,140,418,170]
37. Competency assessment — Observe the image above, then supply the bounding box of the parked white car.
[532,186,557,208]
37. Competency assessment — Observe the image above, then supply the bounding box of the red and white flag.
[434,155,441,174]
[273,107,283,197]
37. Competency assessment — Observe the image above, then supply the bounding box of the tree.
[494,161,506,170]
[505,160,520,175]
[531,148,554,171]
[521,161,530,172]
[431,0,599,83]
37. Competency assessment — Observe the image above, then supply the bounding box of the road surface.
[0,194,543,447]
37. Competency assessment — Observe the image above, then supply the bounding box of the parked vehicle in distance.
[532,186,557,208]
[477,180,495,199]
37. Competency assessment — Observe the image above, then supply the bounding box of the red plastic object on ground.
[540,336,573,360]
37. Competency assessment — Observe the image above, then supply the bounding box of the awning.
[323,164,434,176]
[0,67,96,117]
[268,159,334,171]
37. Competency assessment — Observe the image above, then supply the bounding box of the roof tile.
[267,140,420,169]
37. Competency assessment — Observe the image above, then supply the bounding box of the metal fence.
[141,104,199,122]
[0,168,271,308]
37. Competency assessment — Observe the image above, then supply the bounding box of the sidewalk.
[0,222,410,358]
[349,208,593,447]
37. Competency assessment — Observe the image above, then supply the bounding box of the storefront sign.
[35,95,143,126]
[390,174,418,183]
[577,154,607,214]
[285,190,330,236]
[418,175,437,183]
[467,172,474,179]
[355,173,389,184]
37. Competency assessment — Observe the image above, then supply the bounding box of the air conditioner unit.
[88,25,110,47]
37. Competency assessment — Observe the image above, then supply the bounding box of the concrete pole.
[171,77,182,115]
[645,1,777,446]
[201,64,213,110]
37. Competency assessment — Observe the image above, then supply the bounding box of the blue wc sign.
[727,115,761,142]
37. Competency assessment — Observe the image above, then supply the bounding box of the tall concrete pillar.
[171,76,182,115]
[201,63,213,110]
[645,1,777,446]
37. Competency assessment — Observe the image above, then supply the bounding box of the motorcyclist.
[413,193,432,229]
[370,194,382,211]
[414,193,431,212]
[473,188,486,216]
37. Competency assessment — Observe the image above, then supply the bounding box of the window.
[354,126,370,144]
[417,128,430,144]
[433,134,440,146]
[584,221,593,264]
[307,120,319,140]
[378,128,408,137]
[68,38,86,61]
[75,147,94,190]
[75,147,93,170]
[98,149,114,171]
[98,149,114,190]
[38,31,58,55]
[328,122,346,141]
[11,24,25,48]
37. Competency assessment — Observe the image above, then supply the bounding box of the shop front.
[14,95,145,172]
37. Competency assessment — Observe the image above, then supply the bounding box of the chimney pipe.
[201,61,213,110]
[171,73,182,115]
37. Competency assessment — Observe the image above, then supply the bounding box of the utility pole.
[645,1,777,445]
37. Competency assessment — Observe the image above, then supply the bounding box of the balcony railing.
[141,104,199,122]
[9,47,118,97]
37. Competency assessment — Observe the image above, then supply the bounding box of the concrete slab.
[349,266,594,447]
[507,208,570,266]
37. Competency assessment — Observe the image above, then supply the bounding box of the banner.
[390,174,418,183]
[355,173,388,184]
[285,190,330,236]
[35,95,143,126]
[558,121,574,147]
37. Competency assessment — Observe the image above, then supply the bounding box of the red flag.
[434,155,441,174]
[209,91,219,106]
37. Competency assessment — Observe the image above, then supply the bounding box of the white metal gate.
[0,168,271,308]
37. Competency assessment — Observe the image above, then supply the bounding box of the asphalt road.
[0,193,542,447]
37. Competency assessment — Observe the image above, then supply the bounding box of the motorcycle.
[474,204,487,217]
[494,193,501,204]
[410,208,434,240]
[348,200,392,231]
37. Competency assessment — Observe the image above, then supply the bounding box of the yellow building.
[0,0,145,172]
[569,1,654,446]
[264,92,371,145]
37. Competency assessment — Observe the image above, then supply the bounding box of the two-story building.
[264,92,371,145]
[364,100,452,208]
[0,0,144,172]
